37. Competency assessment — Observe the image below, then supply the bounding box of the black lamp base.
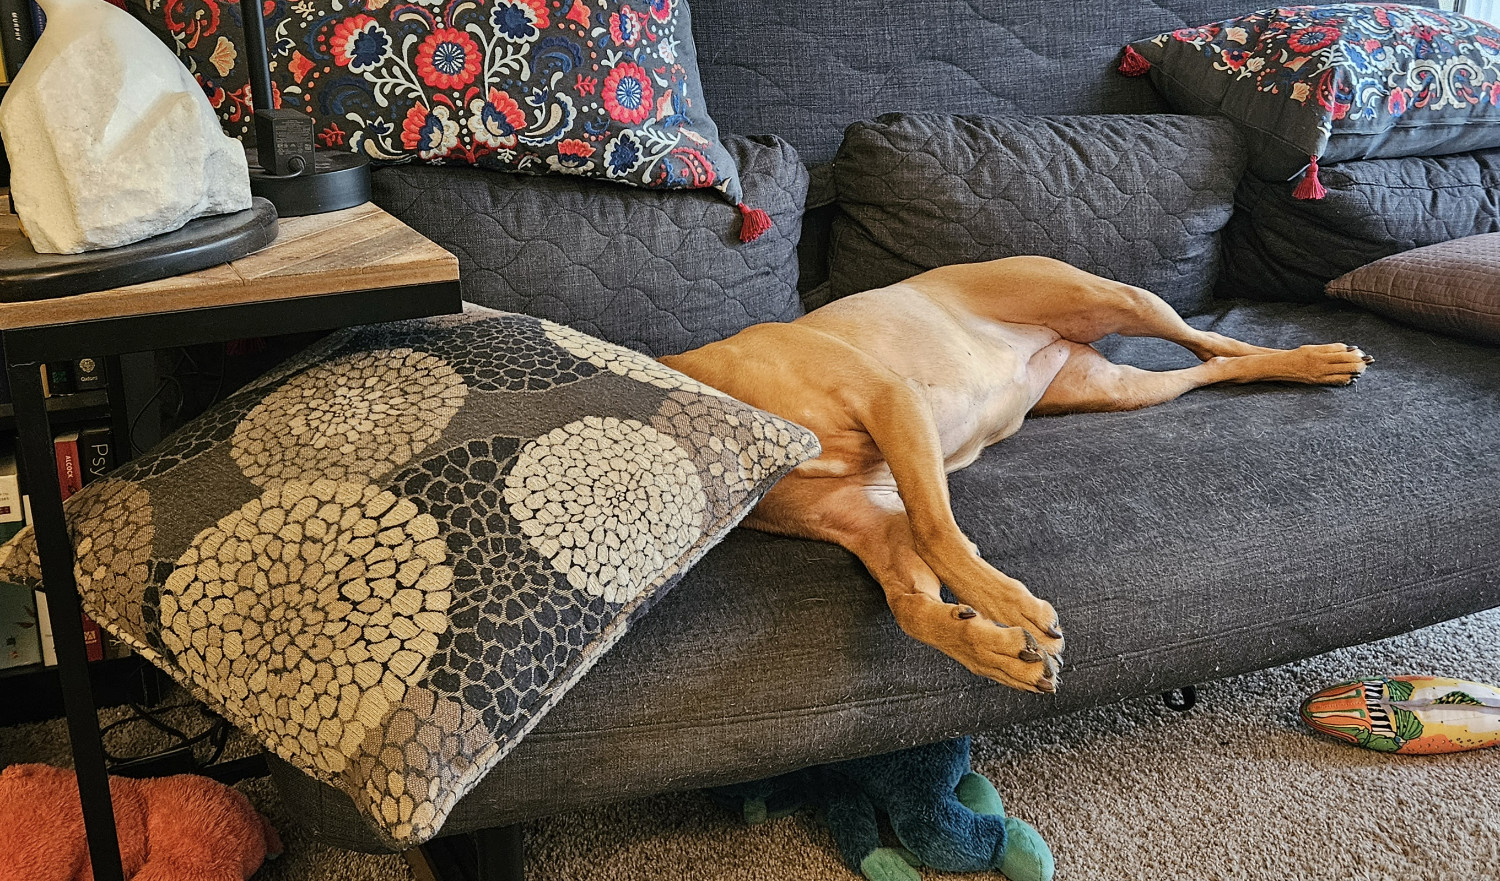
[246,148,371,217]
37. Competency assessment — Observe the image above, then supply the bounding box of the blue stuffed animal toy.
[710,737,1054,881]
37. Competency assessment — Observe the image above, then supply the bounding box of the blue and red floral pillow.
[1121,4,1500,198]
[128,0,770,239]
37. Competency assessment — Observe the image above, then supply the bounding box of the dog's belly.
[801,288,1066,472]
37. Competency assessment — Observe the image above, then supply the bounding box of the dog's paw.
[1281,343,1372,385]
[948,612,1062,694]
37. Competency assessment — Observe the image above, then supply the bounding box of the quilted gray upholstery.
[369,135,808,358]
[828,113,1245,314]
[1218,151,1500,303]
[689,0,1361,166]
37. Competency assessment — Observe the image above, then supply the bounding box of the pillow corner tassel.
[1118,45,1152,77]
[1292,155,1327,200]
[738,203,772,243]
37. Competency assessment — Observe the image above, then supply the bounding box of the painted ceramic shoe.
[1300,675,1500,754]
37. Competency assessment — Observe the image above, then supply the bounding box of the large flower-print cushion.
[126,0,768,236]
[0,306,818,847]
[1122,5,1500,195]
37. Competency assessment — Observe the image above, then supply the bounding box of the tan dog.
[660,257,1371,693]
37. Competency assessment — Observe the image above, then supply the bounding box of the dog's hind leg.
[1032,339,1371,415]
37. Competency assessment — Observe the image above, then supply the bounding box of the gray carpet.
[4,608,1499,881]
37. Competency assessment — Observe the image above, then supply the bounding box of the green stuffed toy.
[710,737,1054,881]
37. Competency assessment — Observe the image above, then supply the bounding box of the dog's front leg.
[849,379,1065,682]
[861,508,1060,694]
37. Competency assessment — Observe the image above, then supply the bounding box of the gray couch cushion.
[687,0,1358,166]
[828,113,1244,314]
[369,134,807,358]
[1218,151,1500,303]
[273,299,1500,848]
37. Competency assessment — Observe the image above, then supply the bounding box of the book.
[20,494,55,667]
[33,589,54,666]
[53,430,82,499]
[0,451,22,539]
[79,613,103,662]
[45,362,72,396]
[77,424,114,485]
[25,0,39,40]
[49,433,105,660]
[0,0,31,81]
[71,356,106,391]
[0,581,39,669]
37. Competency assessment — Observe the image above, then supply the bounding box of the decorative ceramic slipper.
[1301,675,1500,754]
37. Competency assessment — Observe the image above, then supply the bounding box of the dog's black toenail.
[1362,355,1374,363]
[1038,678,1057,693]
[1046,625,1063,639]
[1346,345,1356,351]
[1019,649,1042,662]
[957,606,977,619]
[1054,655,1065,669]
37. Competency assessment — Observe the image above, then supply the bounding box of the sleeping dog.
[660,257,1371,693]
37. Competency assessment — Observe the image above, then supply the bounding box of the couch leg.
[410,824,524,881]
[476,824,525,881]
[1161,685,1198,712]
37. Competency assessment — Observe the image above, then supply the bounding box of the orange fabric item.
[0,764,282,881]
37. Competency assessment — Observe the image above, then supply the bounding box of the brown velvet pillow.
[1325,234,1500,345]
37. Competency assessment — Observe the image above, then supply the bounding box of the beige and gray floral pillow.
[0,306,818,846]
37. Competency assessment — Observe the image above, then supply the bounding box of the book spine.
[45,362,72,396]
[26,0,40,37]
[21,493,57,667]
[33,590,55,666]
[77,424,114,485]
[0,451,21,532]
[79,614,103,662]
[71,356,106,391]
[52,430,81,500]
[0,0,30,81]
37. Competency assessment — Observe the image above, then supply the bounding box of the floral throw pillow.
[126,0,772,239]
[1121,4,1500,199]
[0,306,818,846]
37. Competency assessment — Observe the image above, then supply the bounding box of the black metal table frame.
[2,279,461,881]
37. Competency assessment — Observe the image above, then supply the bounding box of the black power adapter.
[253,109,316,177]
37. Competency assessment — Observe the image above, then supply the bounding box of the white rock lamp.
[0,0,253,254]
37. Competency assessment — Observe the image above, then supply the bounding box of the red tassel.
[1292,155,1327,200]
[1119,45,1152,76]
[738,203,771,243]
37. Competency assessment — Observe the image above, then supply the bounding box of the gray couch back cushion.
[828,113,1244,314]
[688,0,1353,165]
[370,135,807,359]
[1218,152,1500,303]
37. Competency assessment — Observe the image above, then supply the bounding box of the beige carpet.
[4,608,1499,881]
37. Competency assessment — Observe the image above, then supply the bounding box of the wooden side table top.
[0,201,460,331]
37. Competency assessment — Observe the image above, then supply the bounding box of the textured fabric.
[687,0,1366,166]
[1218,150,1500,302]
[1325,233,1500,343]
[127,0,751,204]
[1123,5,1500,183]
[272,300,1500,848]
[0,307,817,848]
[369,134,807,357]
[828,113,1244,313]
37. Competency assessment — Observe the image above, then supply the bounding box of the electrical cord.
[99,698,233,768]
